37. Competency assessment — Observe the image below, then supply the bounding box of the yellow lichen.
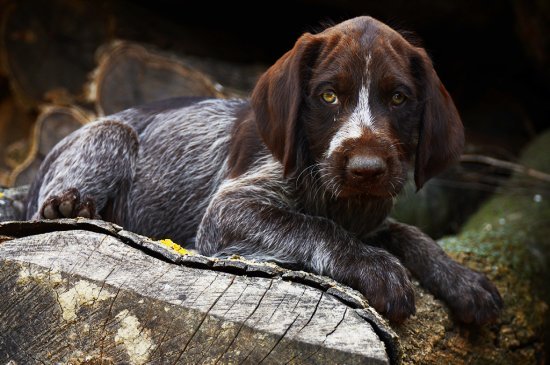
[0,192,4,199]
[158,238,192,256]
[57,280,115,321]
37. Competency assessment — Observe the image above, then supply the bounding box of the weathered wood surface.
[0,219,398,364]
[88,41,227,116]
[1,132,549,364]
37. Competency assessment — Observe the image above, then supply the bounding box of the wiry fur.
[26,16,502,324]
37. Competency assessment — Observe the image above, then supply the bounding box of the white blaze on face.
[326,55,373,158]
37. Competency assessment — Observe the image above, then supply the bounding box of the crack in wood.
[324,307,347,340]
[195,282,252,363]
[77,233,108,274]
[296,292,324,334]
[98,286,122,362]
[265,292,288,323]
[92,267,116,307]
[173,274,236,364]
[148,325,172,361]
[189,272,220,307]
[213,280,274,365]
[221,283,250,317]
[289,286,307,314]
[256,314,300,364]
[299,308,349,364]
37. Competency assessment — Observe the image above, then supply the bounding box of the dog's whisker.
[23,15,493,327]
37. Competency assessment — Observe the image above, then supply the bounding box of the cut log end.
[0,219,396,364]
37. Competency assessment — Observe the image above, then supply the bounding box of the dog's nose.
[347,155,387,179]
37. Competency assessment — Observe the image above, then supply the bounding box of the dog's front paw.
[346,251,416,324]
[40,188,98,219]
[439,262,503,325]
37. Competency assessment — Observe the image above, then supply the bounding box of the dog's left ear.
[251,33,323,177]
[413,50,464,190]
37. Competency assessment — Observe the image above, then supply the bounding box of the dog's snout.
[347,155,387,179]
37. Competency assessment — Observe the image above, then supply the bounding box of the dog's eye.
[391,92,406,106]
[321,91,339,104]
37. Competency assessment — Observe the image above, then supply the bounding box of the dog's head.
[252,16,464,198]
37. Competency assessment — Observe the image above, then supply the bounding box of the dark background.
[127,0,549,151]
[0,0,548,183]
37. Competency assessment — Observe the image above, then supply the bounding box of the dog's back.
[120,98,248,241]
[25,17,502,325]
[27,97,247,243]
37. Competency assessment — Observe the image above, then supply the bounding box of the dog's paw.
[40,188,98,219]
[441,263,503,325]
[349,252,416,324]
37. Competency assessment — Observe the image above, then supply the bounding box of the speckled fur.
[26,16,502,325]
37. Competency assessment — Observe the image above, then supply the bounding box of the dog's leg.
[197,186,416,323]
[369,219,503,325]
[27,120,139,220]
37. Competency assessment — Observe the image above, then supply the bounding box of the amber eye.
[321,91,338,104]
[391,92,406,106]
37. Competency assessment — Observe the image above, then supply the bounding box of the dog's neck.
[290,168,394,238]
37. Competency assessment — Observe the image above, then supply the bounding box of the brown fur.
[27,16,500,325]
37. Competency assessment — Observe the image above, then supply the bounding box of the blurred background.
[0,0,548,236]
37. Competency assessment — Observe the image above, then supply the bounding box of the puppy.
[27,16,502,324]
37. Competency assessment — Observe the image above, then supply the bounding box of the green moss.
[439,130,550,355]
[443,131,550,291]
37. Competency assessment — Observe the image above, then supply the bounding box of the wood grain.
[0,220,396,364]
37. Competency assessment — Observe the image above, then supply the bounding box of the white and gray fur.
[29,98,239,242]
[26,16,503,325]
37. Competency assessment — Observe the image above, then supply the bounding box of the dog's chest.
[298,189,393,239]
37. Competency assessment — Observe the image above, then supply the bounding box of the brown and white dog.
[27,16,502,324]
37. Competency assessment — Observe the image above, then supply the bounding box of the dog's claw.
[39,188,97,219]
[42,198,60,219]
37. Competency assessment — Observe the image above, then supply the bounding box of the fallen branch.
[461,153,550,184]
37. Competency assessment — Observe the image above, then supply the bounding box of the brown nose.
[347,155,387,179]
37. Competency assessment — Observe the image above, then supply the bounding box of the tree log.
[1,131,548,364]
[0,219,398,364]
[394,130,550,364]
[87,41,226,116]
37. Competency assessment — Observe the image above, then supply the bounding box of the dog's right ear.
[413,49,464,190]
[251,33,323,177]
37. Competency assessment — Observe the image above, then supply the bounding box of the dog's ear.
[413,50,464,190]
[251,33,322,177]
